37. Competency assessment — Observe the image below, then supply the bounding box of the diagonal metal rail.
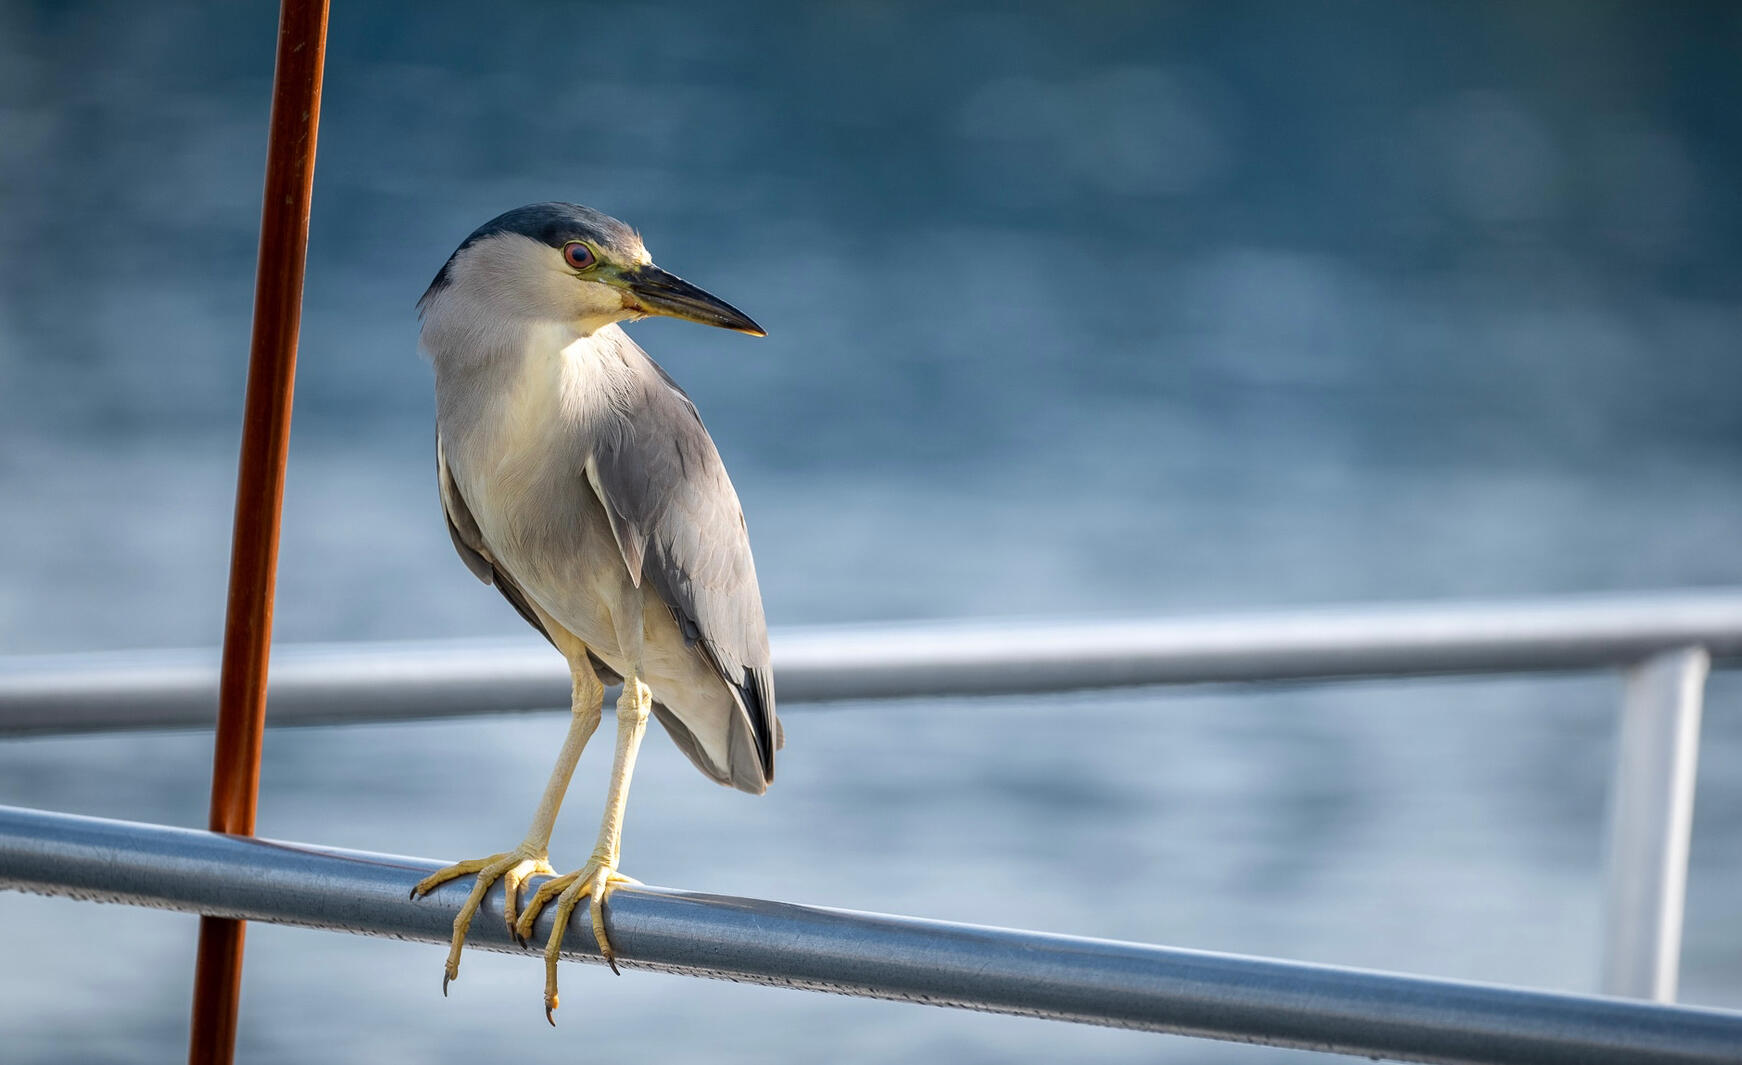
[1,804,1738,1065]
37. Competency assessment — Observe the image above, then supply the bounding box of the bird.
[409,202,778,1021]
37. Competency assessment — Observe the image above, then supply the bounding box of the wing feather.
[588,349,778,785]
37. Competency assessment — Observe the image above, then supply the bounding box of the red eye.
[563,242,595,270]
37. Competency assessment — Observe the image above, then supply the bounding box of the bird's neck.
[426,302,639,453]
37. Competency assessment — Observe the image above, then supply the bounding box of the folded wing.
[585,352,778,789]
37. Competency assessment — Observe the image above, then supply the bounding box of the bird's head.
[420,202,764,339]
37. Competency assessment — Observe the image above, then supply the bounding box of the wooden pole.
[187,2,328,1062]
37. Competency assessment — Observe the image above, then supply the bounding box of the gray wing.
[587,351,778,788]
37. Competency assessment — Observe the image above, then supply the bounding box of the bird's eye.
[563,242,596,270]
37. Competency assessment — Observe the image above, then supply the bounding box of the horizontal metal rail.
[1,805,1738,1065]
[3,590,1740,735]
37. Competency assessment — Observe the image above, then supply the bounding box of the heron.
[409,202,778,1021]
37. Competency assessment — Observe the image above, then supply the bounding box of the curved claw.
[410,848,554,994]
[514,859,638,1019]
[592,891,621,975]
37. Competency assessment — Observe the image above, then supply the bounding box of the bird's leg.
[410,660,604,993]
[516,672,652,1022]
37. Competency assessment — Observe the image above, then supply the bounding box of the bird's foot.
[410,846,555,994]
[513,850,640,1023]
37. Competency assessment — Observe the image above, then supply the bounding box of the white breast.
[434,321,643,655]
[445,325,609,516]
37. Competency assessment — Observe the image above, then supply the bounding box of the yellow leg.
[516,673,651,1023]
[410,661,603,993]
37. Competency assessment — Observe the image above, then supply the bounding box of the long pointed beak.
[623,265,765,336]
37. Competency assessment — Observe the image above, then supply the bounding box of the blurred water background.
[2,2,1741,1061]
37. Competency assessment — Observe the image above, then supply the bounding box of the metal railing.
[3,804,1740,1065]
[2,589,1739,1061]
[3,590,1739,732]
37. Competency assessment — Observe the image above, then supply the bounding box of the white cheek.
[443,235,637,336]
[570,278,627,316]
[566,278,634,336]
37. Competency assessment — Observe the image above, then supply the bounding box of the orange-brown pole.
[188,2,328,1062]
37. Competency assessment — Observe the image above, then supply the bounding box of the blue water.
[2,2,1739,1061]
